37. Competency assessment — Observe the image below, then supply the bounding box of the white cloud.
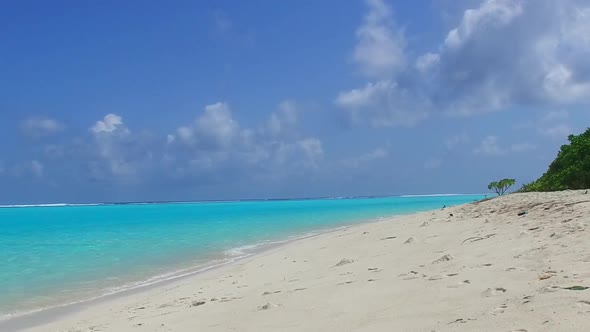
[174,102,239,150]
[273,137,325,170]
[298,138,324,164]
[21,117,64,138]
[444,0,524,49]
[542,64,590,103]
[353,0,406,78]
[415,53,440,73]
[176,126,192,142]
[335,80,428,127]
[87,114,151,179]
[196,102,239,148]
[166,101,325,179]
[266,100,298,137]
[340,0,590,126]
[434,0,590,114]
[91,114,124,133]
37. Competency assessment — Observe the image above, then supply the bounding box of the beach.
[10,190,590,331]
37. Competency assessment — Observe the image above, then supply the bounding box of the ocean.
[0,194,484,319]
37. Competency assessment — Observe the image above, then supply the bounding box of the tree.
[488,178,516,195]
[521,128,590,192]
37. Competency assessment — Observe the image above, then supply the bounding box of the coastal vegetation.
[520,128,590,192]
[488,178,516,196]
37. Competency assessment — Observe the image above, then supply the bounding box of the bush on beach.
[520,128,590,192]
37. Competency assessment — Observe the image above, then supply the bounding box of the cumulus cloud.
[353,0,406,79]
[166,101,324,181]
[338,0,590,127]
[266,101,298,137]
[271,137,324,171]
[427,0,590,114]
[194,102,238,148]
[298,137,324,161]
[91,114,125,134]
[172,102,239,150]
[335,80,428,127]
[443,0,524,49]
[21,117,64,138]
[415,53,440,73]
[86,113,152,179]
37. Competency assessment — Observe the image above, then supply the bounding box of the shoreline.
[2,200,459,328]
[9,190,590,331]
[1,216,389,331]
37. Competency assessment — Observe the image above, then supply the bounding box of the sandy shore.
[12,190,590,331]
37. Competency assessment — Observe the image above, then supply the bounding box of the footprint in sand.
[432,254,455,264]
[490,303,508,315]
[191,300,206,307]
[259,302,276,310]
[447,280,470,288]
[337,280,356,285]
[262,291,282,296]
[334,258,354,267]
[481,287,507,297]
[539,285,561,293]
[404,237,416,244]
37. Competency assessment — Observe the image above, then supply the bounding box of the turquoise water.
[0,195,484,318]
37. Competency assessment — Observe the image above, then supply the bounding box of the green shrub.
[521,128,590,191]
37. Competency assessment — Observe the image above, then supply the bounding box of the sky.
[1,0,590,204]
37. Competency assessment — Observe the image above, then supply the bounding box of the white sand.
[18,190,590,331]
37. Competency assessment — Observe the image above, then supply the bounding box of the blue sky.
[1,0,590,204]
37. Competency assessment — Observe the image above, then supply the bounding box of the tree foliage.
[521,128,590,192]
[488,178,516,195]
